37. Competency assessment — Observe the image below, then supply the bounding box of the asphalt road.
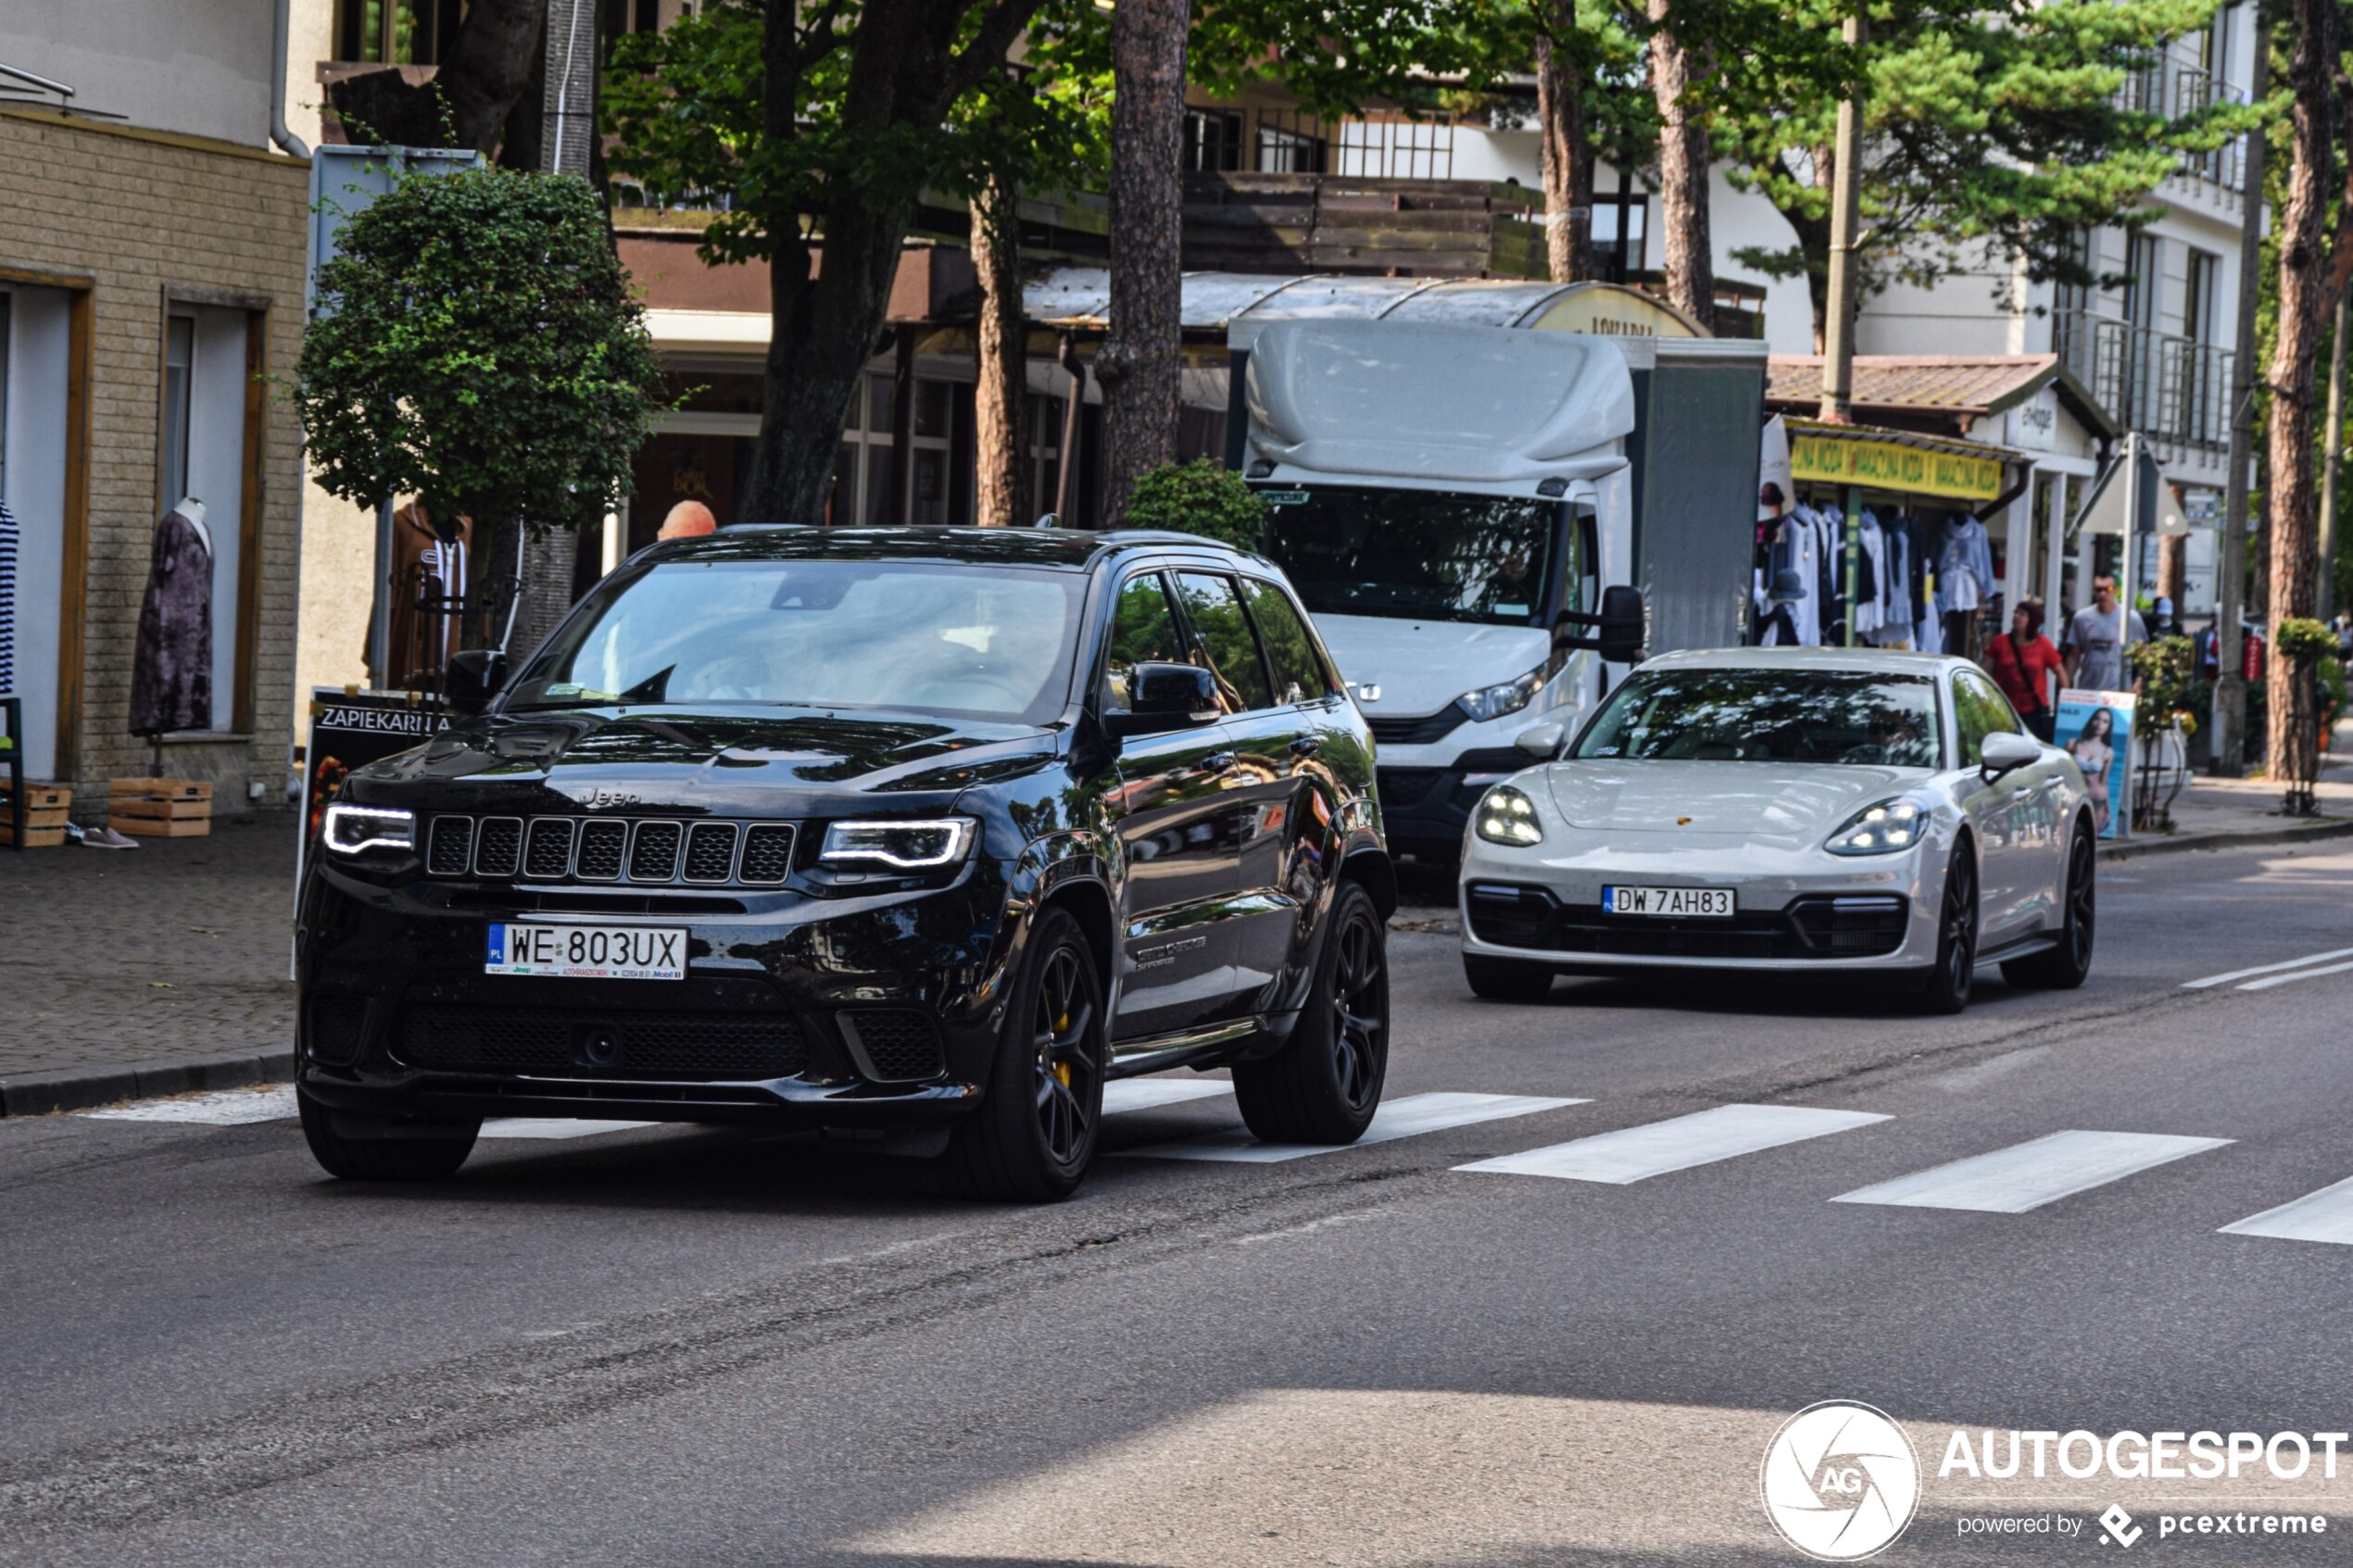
[4,840,2351,1565]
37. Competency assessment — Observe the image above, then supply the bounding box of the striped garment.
[0,496,16,696]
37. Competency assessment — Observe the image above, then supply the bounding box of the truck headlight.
[1474,785,1545,847]
[321,803,415,857]
[1457,661,1550,723]
[1825,797,1929,856]
[820,817,977,869]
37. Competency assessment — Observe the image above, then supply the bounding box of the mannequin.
[176,495,212,558]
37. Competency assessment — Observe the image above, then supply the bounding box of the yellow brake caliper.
[1052,1012,1073,1086]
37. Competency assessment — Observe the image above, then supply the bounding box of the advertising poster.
[2054,687,2135,839]
[296,688,449,883]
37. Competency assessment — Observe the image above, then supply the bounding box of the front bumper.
[1457,834,1940,972]
[296,858,1015,1127]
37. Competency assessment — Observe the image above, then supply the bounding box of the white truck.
[1234,318,1767,859]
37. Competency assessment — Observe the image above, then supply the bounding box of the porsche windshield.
[506,558,1083,723]
[1572,670,1944,768]
[1255,486,1564,626]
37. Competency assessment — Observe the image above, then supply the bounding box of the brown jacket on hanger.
[374,503,472,687]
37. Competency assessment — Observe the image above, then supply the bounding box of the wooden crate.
[0,823,67,847]
[110,797,211,822]
[2,783,70,811]
[109,777,211,804]
[109,815,211,838]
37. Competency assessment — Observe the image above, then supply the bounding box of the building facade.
[0,1,311,814]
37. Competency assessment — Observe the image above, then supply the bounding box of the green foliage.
[1122,459,1270,551]
[2275,615,2336,662]
[1723,0,2258,314]
[295,165,662,534]
[2128,634,2207,733]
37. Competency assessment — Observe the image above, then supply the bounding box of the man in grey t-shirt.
[2064,574,2148,692]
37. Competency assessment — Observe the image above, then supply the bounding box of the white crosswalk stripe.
[2220,1174,2353,1246]
[1831,1130,2233,1213]
[1118,1091,1584,1164]
[1456,1104,1888,1185]
[2180,947,2353,989]
[1102,1078,1233,1114]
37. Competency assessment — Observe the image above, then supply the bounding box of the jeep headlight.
[1825,797,1929,856]
[1458,661,1550,724]
[820,817,977,869]
[321,803,415,857]
[1474,785,1545,847]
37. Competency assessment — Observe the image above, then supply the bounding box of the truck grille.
[397,1003,808,1080]
[1366,706,1466,746]
[422,815,795,889]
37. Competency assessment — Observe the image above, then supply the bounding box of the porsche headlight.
[1825,797,1929,856]
[1458,661,1550,723]
[321,803,415,857]
[820,817,977,869]
[1475,785,1545,847]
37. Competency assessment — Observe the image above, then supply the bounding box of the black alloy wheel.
[297,1088,480,1181]
[1918,846,1979,1015]
[1234,881,1390,1144]
[2003,818,2095,989]
[941,909,1106,1202]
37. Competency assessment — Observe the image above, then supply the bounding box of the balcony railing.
[1186,107,1458,182]
[2116,60,2247,206]
[2055,308,2233,454]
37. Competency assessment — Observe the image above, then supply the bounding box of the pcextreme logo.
[1762,1401,1923,1561]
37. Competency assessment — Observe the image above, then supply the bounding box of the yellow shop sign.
[1790,433,2005,502]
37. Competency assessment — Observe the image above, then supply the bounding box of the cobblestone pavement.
[0,817,296,1081]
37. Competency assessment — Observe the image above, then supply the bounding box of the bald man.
[658,500,716,540]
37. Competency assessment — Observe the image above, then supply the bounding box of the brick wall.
[0,109,309,819]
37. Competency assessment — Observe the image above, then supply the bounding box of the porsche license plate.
[1602,886,1734,919]
[485,922,686,979]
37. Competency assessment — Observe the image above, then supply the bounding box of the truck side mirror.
[1596,585,1646,664]
[445,648,510,717]
[1103,662,1222,739]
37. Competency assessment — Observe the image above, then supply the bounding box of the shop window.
[160,315,194,512]
[336,0,464,63]
[913,379,951,440]
[1185,109,1243,173]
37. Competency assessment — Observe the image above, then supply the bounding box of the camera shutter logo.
[1760,1401,1920,1561]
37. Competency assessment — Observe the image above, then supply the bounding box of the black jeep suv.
[298,527,1393,1199]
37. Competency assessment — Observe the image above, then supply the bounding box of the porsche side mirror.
[445,648,509,717]
[1980,731,2041,779]
[1103,662,1221,739]
[1516,721,1566,759]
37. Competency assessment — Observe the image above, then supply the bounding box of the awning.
[1783,418,2023,504]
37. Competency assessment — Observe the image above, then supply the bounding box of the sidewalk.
[0,817,297,1115]
[2106,722,2353,859]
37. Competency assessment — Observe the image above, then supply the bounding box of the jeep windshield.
[505,558,1084,723]
[1255,485,1564,627]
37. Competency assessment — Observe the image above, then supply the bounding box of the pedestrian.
[658,500,717,540]
[1982,599,2066,742]
[2063,573,2148,694]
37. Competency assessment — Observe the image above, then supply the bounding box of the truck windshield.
[1571,670,1944,768]
[1256,486,1561,627]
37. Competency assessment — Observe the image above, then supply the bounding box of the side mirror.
[1516,721,1566,759]
[1596,584,1646,665]
[445,648,510,717]
[1979,731,2041,779]
[1103,662,1221,739]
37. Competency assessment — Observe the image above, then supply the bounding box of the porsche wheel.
[1916,845,1978,1015]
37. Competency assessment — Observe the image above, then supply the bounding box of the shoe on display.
[81,825,140,850]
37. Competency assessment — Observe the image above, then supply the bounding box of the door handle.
[1201,751,1238,771]
[1289,734,1323,757]
[2009,785,2033,802]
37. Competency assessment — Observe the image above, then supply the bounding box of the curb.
[0,1049,296,1119]
[2099,817,2353,862]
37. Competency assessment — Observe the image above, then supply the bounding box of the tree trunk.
[738,0,1046,525]
[1646,0,1715,327]
[2265,0,2338,812]
[328,0,551,154]
[972,172,1029,527]
[1097,0,1189,521]
[1534,29,1593,284]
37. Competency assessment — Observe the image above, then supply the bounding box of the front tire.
[2003,820,2095,989]
[940,909,1106,1202]
[1464,952,1556,1001]
[1916,845,1979,1015]
[1233,881,1390,1144]
[297,1088,479,1181]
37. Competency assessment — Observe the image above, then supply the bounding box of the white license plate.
[485,922,686,980]
[1602,885,1734,919]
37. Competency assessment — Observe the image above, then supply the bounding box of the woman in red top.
[1982,600,2065,741]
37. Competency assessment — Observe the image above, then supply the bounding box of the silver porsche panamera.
[1455,647,2099,1013]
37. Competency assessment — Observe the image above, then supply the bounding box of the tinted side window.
[1174,572,1274,713]
[1951,670,2019,765]
[1241,578,1332,705]
[1104,572,1190,712]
